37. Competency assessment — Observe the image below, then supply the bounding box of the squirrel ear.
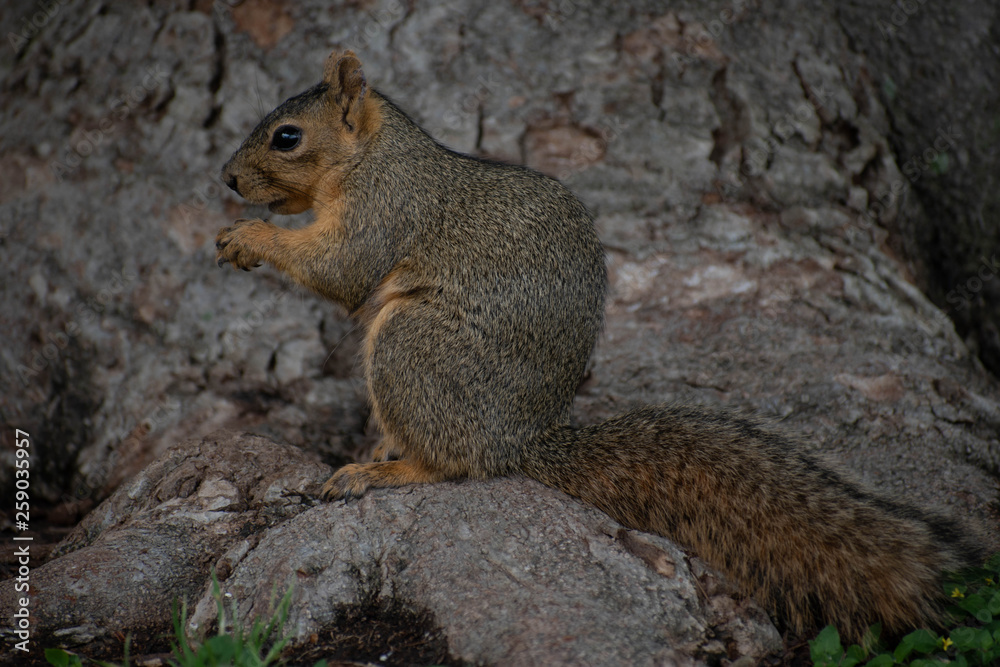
[324,50,367,132]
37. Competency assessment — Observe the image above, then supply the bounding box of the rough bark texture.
[2,432,329,662]
[1,1,998,665]
[837,1,1000,376]
[2,432,782,666]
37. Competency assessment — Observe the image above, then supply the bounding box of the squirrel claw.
[214,219,268,271]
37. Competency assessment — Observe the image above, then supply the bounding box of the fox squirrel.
[215,50,984,640]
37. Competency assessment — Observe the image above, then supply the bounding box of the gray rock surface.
[0,432,328,660]
[1,0,999,664]
[194,462,781,666]
[1,432,781,665]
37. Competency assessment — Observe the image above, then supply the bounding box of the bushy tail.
[522,404,985,640]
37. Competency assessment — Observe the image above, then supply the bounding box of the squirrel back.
[216,50,985,641]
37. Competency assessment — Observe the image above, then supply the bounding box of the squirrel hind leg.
[371,438,403,462]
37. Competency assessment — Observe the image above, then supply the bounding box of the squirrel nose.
[221,161,240,194]
[222,165,240,194]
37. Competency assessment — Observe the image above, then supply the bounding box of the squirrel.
[215,49,985,641]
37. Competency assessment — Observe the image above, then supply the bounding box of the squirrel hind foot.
[320,459,450,501]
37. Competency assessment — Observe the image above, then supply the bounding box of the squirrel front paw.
[215,218,271,271]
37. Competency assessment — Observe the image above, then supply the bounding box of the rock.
[0,432,329,661]
[1,432,781,666]
[196,474,782,666]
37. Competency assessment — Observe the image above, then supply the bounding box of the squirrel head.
[221,50,378,215]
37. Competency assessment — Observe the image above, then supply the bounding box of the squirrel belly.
[216,49,986,641]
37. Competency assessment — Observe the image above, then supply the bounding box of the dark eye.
[271,125,301,151]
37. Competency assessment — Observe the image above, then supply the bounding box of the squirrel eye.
[271,125,302,151]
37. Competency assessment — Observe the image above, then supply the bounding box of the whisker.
[253,64,266,121]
